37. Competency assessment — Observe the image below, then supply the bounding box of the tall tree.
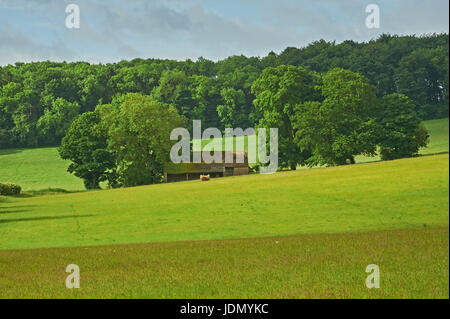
[59,111,115,189]
[377,94,429,160]
[395,46,449,119]
[189,75,221,129]
[217,88,247,129]
[252,65,320,169]
[294,68,380,166]
[104,93,186,187]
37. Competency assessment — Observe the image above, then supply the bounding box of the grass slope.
[422,118,449,155]
[0,227,447,298]
[0,147,84,191]
[0,154,448,250]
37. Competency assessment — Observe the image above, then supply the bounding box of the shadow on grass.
[419,151,449,157]
[0,148,24,156]
[16,188,84,198]
[353,151,449,166]
[0,214,95,224]
[0,200,37,215]
[0,205,38,210]
[0,209,32,215]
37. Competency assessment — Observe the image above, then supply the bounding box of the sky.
[0,0,448,65]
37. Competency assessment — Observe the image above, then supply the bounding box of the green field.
[421,118,450,155]
[0,147,84,191]
[1,153,448,250]
[1,227,447,298]
[0,154,448,298]
[0,119,448,298]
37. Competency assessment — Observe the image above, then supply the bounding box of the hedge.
[0,183,22,196]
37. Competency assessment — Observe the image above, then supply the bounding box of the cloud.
[0,22,76,65]
[0,0,448,65]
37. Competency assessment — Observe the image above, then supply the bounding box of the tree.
[153,69,188,105]
[37,98,80,145]
[217,88,247,128]
[189,75,221,129]
[294,68,380,166]
[152,70,196,122]
[252,65,320,169]
[104,93,186,187]
[0,108,12,148]
[108,64,158,95]
[395,46,449,119]
[172,85,196,121]
[217,63,262,128]
[377,94,429,160]
[59,111,115,189]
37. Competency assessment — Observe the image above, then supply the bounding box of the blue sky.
[0,0,448,65]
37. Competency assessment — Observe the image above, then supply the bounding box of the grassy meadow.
[0,147,84,191]
[0,154,448,298]
[421,118,450,155]
[1,227,447,298]
[0,118,448,298]
[0,153,448,250]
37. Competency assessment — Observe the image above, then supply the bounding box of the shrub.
[0,183,22,196]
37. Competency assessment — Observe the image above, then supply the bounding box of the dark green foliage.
[100,93,187,187]
[395,46,449,119]
[36,98,80,145]
[378,94,429,160]
[1,34,446,184]
[59,112,115,189]
[217,87,247,128]
[0,182,21,196]
[294,68,380,166]
[252,65,321,169]
[0,34,447,149]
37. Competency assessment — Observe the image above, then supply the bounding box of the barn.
[163,151,249,183]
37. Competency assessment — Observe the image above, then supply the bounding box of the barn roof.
[164,151,248,174]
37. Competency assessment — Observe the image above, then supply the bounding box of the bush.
[0,183,22,196]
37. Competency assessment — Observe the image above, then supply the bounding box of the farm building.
[163,151,249,183]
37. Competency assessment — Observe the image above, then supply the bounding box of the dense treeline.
[0,33,448,149]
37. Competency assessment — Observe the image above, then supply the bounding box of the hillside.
[1,153,448,250]
[0,153,448,298]
[421,118,450,154]
[0,147,84,191]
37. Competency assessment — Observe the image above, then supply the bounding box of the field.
[1,228,448,298]
[0,147,84,191]
[1,153,448,250]
[420,118,450,155]
[0,153,448,298]
[0,118,448,298]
